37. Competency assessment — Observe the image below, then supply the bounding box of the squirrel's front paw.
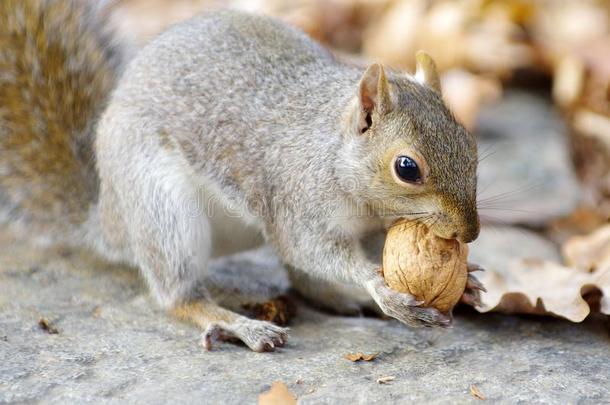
[365,277,451,328]
[460,263,486,308]
[202,318,288,352]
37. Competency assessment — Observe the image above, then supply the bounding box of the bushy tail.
[0,0,124,243]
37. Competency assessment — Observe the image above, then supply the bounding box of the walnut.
[382,220,468,313]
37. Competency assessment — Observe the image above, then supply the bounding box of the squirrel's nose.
[457,220,480,243]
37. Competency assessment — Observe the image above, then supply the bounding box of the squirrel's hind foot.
[173,300,288,352]
[202,318,288,352]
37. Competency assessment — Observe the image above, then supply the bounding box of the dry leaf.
[258,381,297,405]
[345,352,378,362]
[363,0,533,74]
[38,318,59,334]
[376,376,395,385]
[531,0,609,62]
[573,110,610,151]
[459,14,533,75]
[563,224,610,272]
[362,0,425,68]
[470,384,486,400]
[471,225,610,321]
[553,55,585,108]
[242,296,296,326]
[477,258,610,321]
[442,69,502,132]
[92,306,103,318]
[569,113,610,205]
[547,206,607,245]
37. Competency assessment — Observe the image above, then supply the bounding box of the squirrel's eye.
[395,156,422,184]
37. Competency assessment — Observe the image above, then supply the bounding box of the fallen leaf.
[38,318,59,334]
[531,0,608,63]
[362,0,425,68]
[376,376,395,385]
[553,55,585,107]
[442,69,502,132]
[563,224,610,272]
[477,258,610,321]
[573,110,610,151]
[569,108,610,199]
[258,381,297,405]
[363,0,533,75]
[547,206,607,245]
[92,307,103,318]
[242,296,296,326]
[470,384,486,400]
[345,352,378,362]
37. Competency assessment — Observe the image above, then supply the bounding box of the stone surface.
[476,90,581,226]
[1,228,609,404]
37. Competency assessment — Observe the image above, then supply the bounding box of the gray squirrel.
[0,0,482,351]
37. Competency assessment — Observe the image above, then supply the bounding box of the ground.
[1,92,608,403]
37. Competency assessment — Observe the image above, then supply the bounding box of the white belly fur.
[197,178,264,257]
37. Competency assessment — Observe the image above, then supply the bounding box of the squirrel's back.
[98,10,363,206]
[0,0,125,243]
[108,10,361,137]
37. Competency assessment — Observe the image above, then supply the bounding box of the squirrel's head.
[338,52,479,243]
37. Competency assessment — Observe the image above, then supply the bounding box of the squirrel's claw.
[201,318,288,352]
[409,305,453,328]
[366,277,452,328]
[467,263,485,273]
[466,273,487,292]
[460,272,485,308]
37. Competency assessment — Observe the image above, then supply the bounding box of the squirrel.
[1,1,483,352]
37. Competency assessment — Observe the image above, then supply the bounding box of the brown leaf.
[362,0,424,68]
[477,257,610,321]
[242,296,296,326]
[38,318,59,334]
[258,381,297,405]
[470,384,486,400]
[92,306,103,318]
[442,69,502,132]
[344,352,378,362]
[553,55,585,107]
[548,206,607,245]
[563,224,610,272]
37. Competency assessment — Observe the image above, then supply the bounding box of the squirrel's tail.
[0,0,126,245]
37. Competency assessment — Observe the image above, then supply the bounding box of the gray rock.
[0,229,608,404]
[476,91,581,226]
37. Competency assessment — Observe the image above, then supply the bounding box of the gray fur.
[93,10,478,348]
[0,6,479,350]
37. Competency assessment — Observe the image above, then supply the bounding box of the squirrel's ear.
[358,63,392,134]
[415,51,442,94]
